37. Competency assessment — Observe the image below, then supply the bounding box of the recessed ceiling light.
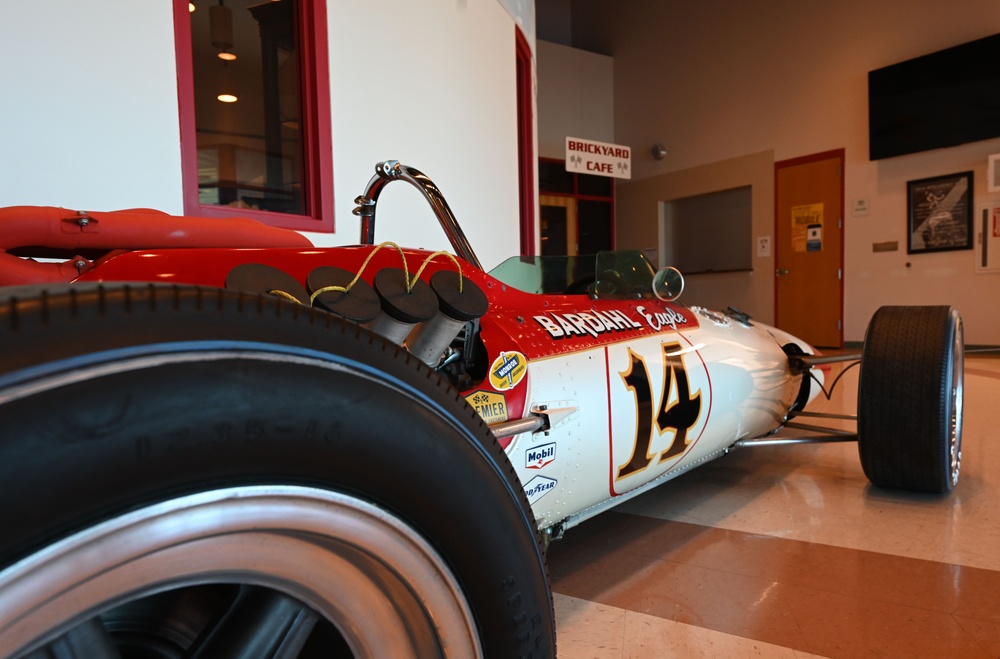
[217,94,238,103]
[189,3,196,12]
[218,51,237,61]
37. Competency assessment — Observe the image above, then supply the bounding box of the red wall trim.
[172,0,334,232]
[515,27,536,256]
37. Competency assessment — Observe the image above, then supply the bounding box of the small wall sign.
[565,137,631,179]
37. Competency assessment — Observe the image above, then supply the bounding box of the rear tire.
[857,305,964,493]
[0,283,554,658]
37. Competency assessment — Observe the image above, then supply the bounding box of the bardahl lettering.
[533,309,643,339]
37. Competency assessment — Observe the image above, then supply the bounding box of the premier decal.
[636,305,690,332]
[489,351,527,390]
[465,390,509,425]
[534,309,642,339]
[523,475,557,504]
[525,442,556,470]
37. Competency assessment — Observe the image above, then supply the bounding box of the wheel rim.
[0,486,483,658]
[949,313,964,487]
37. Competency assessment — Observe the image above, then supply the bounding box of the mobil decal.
[489,351,527,391]
[465,390,509,425]
[523,475,557,505]
[525,441,556,470]
[533,309,642,339]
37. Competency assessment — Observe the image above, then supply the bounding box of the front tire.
[857,305,964,493]
[0,284,554,658]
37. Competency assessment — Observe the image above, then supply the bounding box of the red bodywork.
[1,206,698,439]
[0,206,311,284]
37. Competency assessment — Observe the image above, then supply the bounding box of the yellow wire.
[308,244,465,306]
[308,284,349,305]
[267,289,304,304]
[410,251,463,293]
[309,242,409,306]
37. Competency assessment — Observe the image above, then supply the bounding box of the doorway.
[540,195,575,256]
[774,150,844,348]
[538,159,615,257]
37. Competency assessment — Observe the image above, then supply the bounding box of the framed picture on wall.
[907,171,973,254]
[988,154,1000,192]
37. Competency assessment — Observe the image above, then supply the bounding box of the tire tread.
[858,305,956,492]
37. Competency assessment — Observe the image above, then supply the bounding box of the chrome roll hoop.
[354,161,482,270]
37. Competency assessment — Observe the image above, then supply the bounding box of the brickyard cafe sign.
[565,137,631,179]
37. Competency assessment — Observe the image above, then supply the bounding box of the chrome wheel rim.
[949,313,964,487]
[0,486,482,658]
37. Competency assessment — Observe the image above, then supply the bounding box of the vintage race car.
[0,162,964,658]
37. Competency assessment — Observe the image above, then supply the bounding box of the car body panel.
[37,241,818,533]
[500,310,806,530]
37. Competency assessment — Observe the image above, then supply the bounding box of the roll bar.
[353,161,483,270]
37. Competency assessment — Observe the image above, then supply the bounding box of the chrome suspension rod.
[353,160,483,270]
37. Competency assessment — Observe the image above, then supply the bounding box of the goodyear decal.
[525,441,556,470]
[465,390,509,425]
[489,351,527,391]
[523,475,557,505]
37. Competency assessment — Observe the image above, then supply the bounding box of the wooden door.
[540,195,578,256]
[775,151,844,348]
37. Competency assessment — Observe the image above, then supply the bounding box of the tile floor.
[548,352,1000,658]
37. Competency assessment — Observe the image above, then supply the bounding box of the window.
[662,186,752,274]
[538,158,615,256]
[173,0,333,231]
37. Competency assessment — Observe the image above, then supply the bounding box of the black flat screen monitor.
[868,33,1000,160]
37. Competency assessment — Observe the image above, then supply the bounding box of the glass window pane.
[190,0,305,214]
[538,160,574,194]
[577,172,613,198]
[577,200,613,255]
[540,204,568,256]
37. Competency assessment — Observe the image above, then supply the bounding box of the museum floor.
[548,352,1000,658]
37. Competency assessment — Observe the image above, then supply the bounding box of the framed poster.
[989,154,1000,192]
[907,171,973,254]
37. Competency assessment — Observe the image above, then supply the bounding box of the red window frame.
[515,27,536,256]
[172,0,334,231]
[538,156,617,253]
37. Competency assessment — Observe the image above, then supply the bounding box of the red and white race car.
[0,162,963,658]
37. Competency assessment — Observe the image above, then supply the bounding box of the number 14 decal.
[616,342,702,481]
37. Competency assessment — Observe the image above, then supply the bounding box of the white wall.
[0,1,184,212]
[572,0,1000,344]
[536,40,614,159]
[0,0,529,271]
[320,0,523,269]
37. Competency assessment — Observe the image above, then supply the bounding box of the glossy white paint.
[507,309,820,532]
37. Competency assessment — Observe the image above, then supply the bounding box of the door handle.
[775,268,790,276]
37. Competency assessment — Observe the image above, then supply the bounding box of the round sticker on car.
[489,351,527,390]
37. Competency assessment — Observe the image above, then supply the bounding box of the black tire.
[0,283,554,658]
[857,305,964,493]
